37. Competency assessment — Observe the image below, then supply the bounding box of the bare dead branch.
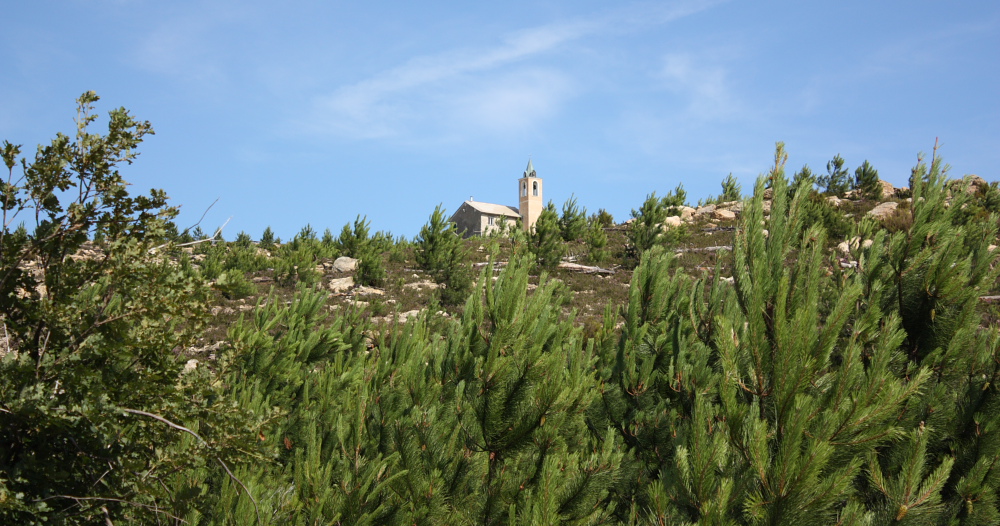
[184,197,219,233]
[34,495,186,523]
[121,407,262,526]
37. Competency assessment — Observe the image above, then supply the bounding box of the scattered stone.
[328,276,354,293]
[878,180,895,198]
[354,286,385,296]
[679,206,696,220]
[210,306,236,316]
[826,196,844,207]
[332,256,358,273]
[252,276,273,283]
[867,202,899,220]
[184,359,199,372]
[712,209,736,221]
[397,310,422,323]
[837,237,875,256]
[661,216,683,229]
[557,262,615,274]
[403,280,440,290]
[695,204,717,217]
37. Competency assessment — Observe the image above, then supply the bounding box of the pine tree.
[854,160,882,200]
[719,173,742,202]
[560,194,588,242]
[853,146,1000,524]
[415,204,472,305]
[789,164,816,198]
[529,202,564,270]
[818,154,851,196]
[627,193,669,263]
[585,219,609,264]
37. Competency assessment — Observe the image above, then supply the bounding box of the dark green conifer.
[529,202,564,270]
[560,194,589,242]
[415,204,472,305]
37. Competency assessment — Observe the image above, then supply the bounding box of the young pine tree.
[627,193,669,263]
[585,219,609,265]
[529,202,564,270]
[560,194,589,242]
[719,173,742,202]
[415,205,472,305]
[818,153,851,196]
[854,159,882,200]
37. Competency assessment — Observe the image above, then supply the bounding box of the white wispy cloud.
[306,1,723,141]
[658,52,739,120]
[310,20,593,139]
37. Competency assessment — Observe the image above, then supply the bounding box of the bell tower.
[518,159,543,231]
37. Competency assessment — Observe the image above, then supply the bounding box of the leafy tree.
[818,153,851,196]
[0,92,256,524]
[559,194,588,242]
[529,202,564,270]
[854,159,882,200]
[415,205,472,305]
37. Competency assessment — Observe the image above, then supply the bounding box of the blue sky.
[3,1,998,239]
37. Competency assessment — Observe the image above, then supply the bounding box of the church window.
[532,181,538,196]
[522,182,527,197]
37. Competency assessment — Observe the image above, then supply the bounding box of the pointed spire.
[523,158,536,178]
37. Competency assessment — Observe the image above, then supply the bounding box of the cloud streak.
[306,1,723,141]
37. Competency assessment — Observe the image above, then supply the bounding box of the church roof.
[463,200,520,217]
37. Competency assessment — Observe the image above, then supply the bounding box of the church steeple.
[518,158,543,231]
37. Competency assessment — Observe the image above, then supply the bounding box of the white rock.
[328,276,355,293]
[712,209,736,221]
[661,216,683,229]
[184,359,199,372]
[867,202,899,220]
[695,204,717,217]
[679,206,696,220]
[332,256,358,273]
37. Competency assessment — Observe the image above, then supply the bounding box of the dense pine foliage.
[3,94,1000,525]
